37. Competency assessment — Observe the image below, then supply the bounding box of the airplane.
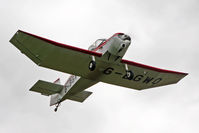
[10,30,188,112]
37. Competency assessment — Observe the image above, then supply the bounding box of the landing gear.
[126,70,133,80]
[89,61,96,71]
[125,64,133,80]
[54,108,58,112]
[54,102,61,112]
[89,56,96,71]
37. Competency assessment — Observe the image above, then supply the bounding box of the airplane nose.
[125,36,131,41]
[123,35,131,41]
[118,33,131,41]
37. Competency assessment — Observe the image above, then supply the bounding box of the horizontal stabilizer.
[68,91,92,103]
[30,80,63,96]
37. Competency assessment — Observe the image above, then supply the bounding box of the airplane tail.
[29,78,63,106]
[50,78,62,106]
[30,78,92,106]
[30,78,63,96]
[66,90,92,103]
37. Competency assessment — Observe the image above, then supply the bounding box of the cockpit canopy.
[88,39,106,51]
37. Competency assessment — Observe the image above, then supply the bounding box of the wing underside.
[10,30,102,78]
[98,59,188,90]
[10,30,187,91]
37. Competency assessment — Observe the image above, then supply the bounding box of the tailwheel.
[54,103,61,112]
[126,70,133,80]
[88,60,96,71]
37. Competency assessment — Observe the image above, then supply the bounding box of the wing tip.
[121,59,188,76]
[182,72,189,76]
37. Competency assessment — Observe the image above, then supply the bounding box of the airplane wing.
[10,30,102,77]
[99,59,188,90]
[10,30,187,90]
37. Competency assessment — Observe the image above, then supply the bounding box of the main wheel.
[126,70,133,80]
[89,61,96,71]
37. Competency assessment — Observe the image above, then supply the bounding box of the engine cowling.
[108,34,131,57]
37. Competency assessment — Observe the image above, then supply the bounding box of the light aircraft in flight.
[10,30,188,112]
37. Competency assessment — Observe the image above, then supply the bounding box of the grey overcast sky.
[0,0,198,133]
